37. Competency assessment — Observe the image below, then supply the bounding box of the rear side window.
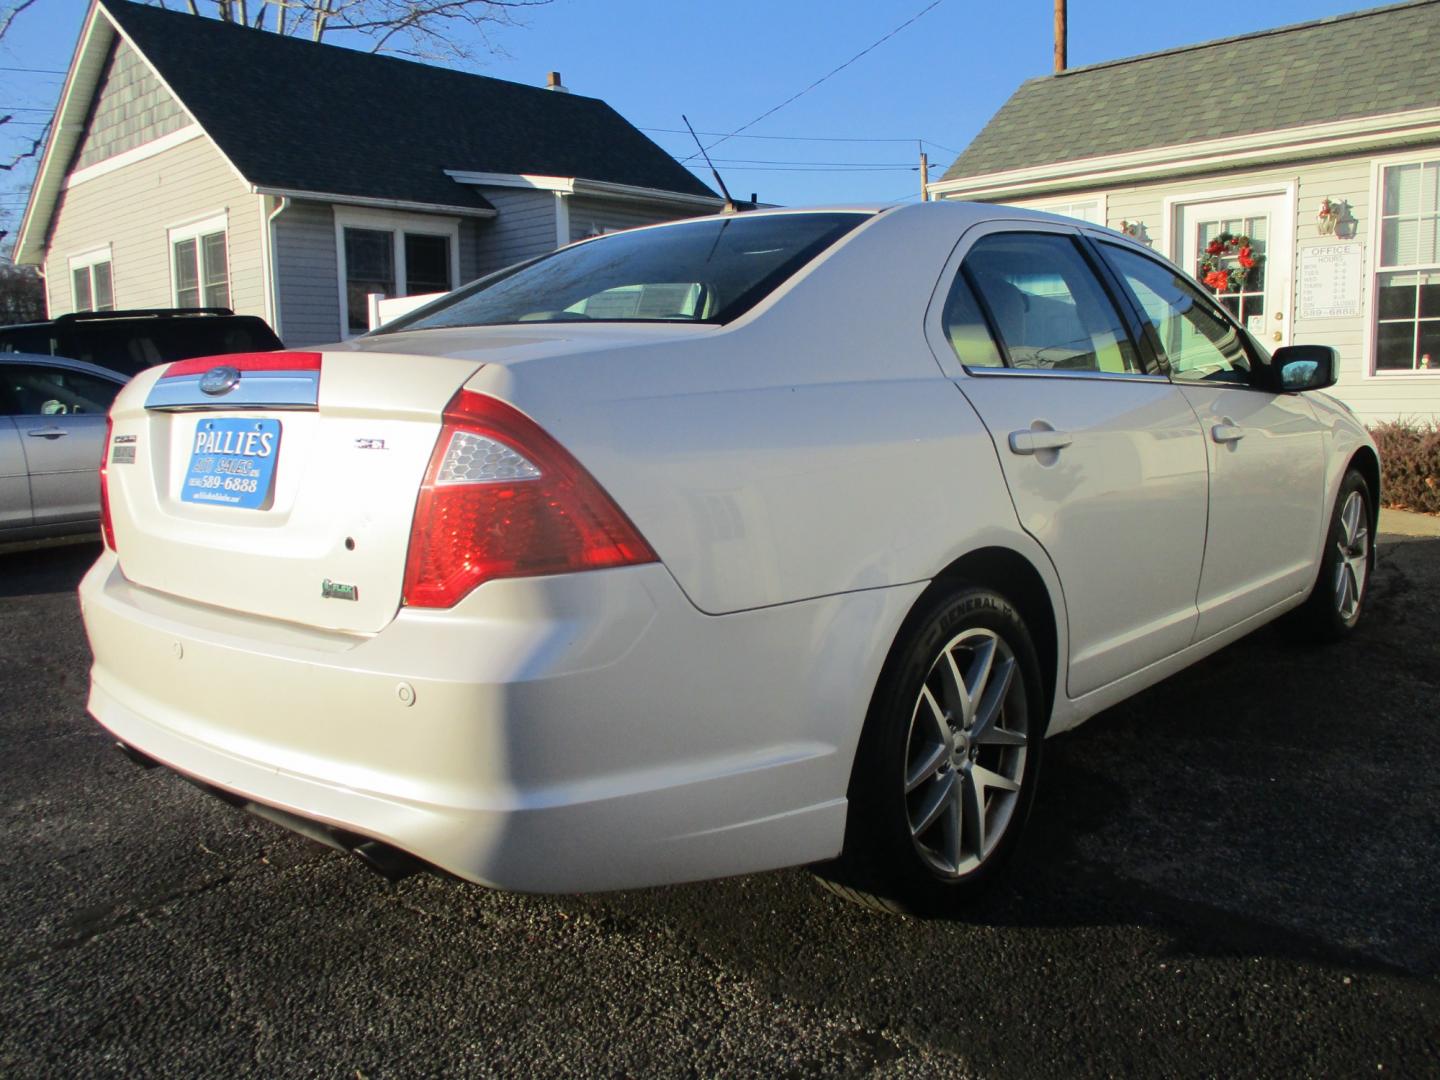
[56,317,284,376]
[378,212,870,332]
[939,273,1004,369]
[961,232,1141,374]
[0,364,120,416]
[0,326,55,355]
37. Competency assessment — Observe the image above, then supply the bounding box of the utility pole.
[1054,0,1067,73]
[919,148,930,202]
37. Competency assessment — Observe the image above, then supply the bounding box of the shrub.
[1370,419,1440,514]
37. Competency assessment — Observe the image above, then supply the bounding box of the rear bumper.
[80,552,922,892]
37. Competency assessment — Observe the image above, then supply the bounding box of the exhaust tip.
[115,740,160,769]
[352,839,425,883]
[121,750,434,885]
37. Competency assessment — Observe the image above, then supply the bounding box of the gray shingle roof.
[101,0,717,207]
[943,0,1440,181]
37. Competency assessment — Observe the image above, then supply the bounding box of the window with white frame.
[1375,159,1440,373]
[335,210,459,335]
[169,215,230,310]
[69,248,114,313]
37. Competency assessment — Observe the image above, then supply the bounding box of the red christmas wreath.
[1198,233,1260,294]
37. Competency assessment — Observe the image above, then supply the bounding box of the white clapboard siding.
[46,135,262,320]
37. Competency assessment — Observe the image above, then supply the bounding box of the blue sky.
[0,0,1375,222]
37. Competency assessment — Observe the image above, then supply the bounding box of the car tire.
[815,585,1045,915]
[1292,468,1374,643]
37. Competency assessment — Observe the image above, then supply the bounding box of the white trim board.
[63,124,204,190]
[445,170,725,210]
[930,106,1440,203]
[12,3,117,265]
[554,191,570,249]
[254,186,496,219]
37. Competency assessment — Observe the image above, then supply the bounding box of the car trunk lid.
[105,350,481,634]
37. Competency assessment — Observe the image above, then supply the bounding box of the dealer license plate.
[182,418,282,509]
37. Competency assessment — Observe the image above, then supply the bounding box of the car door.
[2,362,123,526]
[1093,239,1328,639]
[929,224,1211,699]
[0,388,31,533]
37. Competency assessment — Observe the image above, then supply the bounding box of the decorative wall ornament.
[1118,220,1153,246]
[1317,198,1339,236]
[1198,233,1262,294]
[1316,197,1357,239]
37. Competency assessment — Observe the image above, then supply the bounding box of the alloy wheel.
[903,626,1029,877]
[1333,489,1369,622]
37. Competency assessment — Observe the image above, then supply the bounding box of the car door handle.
[1211,423,1245,444]
[1008,429,1073,455]
[25,427,68,439]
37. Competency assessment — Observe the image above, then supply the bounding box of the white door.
[1177,193,1294,348]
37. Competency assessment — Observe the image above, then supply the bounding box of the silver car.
[0,353,126,542]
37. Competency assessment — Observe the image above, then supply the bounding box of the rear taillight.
[99,416,116,552]
[163,351,322,376]
[402,391,657,608]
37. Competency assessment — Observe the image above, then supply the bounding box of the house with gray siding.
[15,0,722,345]
[929,0,1440,425]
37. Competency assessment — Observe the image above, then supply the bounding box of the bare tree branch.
[0,120,50,172]
[155,0,549,62]
[0,0,39,40]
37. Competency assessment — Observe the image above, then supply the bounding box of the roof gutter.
[444,170,725,210]
[930,104,1440,202]
[250,186,497,218]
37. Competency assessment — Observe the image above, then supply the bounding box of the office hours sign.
[1298,242,1365,320]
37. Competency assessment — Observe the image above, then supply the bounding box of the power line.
[647,127,920,144]
[709,157,915,167]
[683,0,949,163]
[0,106,51,112]
[685,163,917,174]
[0,66,65,74]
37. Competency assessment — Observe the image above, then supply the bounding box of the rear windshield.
[376,212,870,333]
[53,317,284,377]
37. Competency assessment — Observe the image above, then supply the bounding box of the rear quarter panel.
[464,205,1062,620]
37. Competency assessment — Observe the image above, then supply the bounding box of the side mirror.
[1269,344,1337,393]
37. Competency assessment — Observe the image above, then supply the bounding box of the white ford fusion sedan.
[81,203,1377,913]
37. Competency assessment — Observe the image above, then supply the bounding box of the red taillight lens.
[99,416,116,552]
[402,391,657,608]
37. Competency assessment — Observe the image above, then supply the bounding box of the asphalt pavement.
[1,522,1437,1078]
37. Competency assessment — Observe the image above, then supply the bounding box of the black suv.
[0,308,284,378]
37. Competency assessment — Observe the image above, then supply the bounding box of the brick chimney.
[546,71,569,93]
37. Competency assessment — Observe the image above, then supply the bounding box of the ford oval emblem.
[199,366,241,396]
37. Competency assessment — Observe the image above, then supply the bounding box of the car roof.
[0,351,130,382]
